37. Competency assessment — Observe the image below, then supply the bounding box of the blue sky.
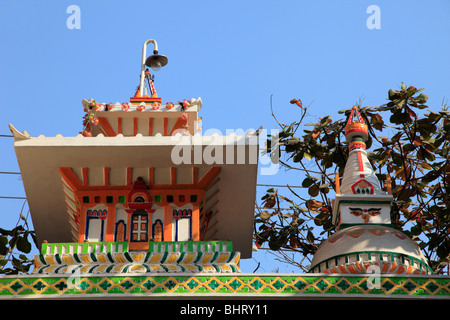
[0,0,449,273]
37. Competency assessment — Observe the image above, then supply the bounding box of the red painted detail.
[197,167,221,189]
[125,178,155,214]
[357,151,364,172]
[97,117,117,137]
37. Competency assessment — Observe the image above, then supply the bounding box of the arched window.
[173,209,192,241]
[85,209,107,242]
[115,220,126,242]
[134,196,145,203]
[152,220,163,242]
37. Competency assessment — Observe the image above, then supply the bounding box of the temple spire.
[309,105,432,275]
[340,106,382,196]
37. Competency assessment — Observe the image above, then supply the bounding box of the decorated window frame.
[173,209,193,241]
[85,208,107,242]
[130,211,149,242]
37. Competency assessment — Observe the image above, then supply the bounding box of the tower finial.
[344,106,368,143]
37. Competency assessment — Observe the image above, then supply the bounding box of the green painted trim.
[54,265,66,274]
[124,252,133,263]
[107,252,115,263]
[40,242,129,255]
[40,241,234,257]
[105,265,115,273]
[177,252,185,264]
[38,254,47,266]
[89,265,99,273]
[73,253,81,264]
[160,251,169,264]
[194,252,202,263]
[227,251,236,263]
[0,274,448,298]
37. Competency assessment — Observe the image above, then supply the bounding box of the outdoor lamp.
[145,51,168,71]
[139,39,168,95]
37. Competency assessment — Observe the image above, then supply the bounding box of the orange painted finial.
[344,106,368,142]
[134,87,142,98]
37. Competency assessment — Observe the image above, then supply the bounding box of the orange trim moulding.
[97,117,117,137]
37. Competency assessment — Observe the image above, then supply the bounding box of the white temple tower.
[309,106,432,275]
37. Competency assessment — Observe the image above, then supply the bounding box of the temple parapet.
[34,241,240,274]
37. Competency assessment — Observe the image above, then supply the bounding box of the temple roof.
[81,98,202,137]
[9,124,259,258]
[82,98,202,113]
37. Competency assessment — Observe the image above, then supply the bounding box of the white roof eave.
[11,128,259,258]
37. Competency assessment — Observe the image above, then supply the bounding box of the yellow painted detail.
[202,253,212,264]
[216,253,229,264]
[97,254,107,264]
[183,253,195,264]
[62,255,75,264]
[132,253,144,262]
[79,254,91,264]
[114,254,126,263]
[166,253,178,264]
[148,254,161,264]
[45,256,56,265]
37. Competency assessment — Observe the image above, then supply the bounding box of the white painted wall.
[172,204,193,241]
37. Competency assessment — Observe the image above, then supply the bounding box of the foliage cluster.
[255,83,450,274]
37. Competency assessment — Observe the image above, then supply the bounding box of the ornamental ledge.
[0,274,448,299]
[311,253,433,275]
[33,250,240,275]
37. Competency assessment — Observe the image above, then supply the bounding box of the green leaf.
[403,143,416,152]
[293,152,303,163]
[16,236,31,254]
[19,254,29,261]
[416,93,428,104]
[0,238,8,256]
[392,152,403,166]
[303,152,313,161]
[302,177,314,188]
[411,225,422,236]
[306,230,316,243]
[268,235,284,251]
[308,184,320,197]
[338,108,351,114]
[0,236,7,246]
[436,242,449,260]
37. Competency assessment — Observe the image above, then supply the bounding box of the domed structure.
[310,225,432,274]
[309,106,433,275]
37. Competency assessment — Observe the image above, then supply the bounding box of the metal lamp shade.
[145,54,168,71]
